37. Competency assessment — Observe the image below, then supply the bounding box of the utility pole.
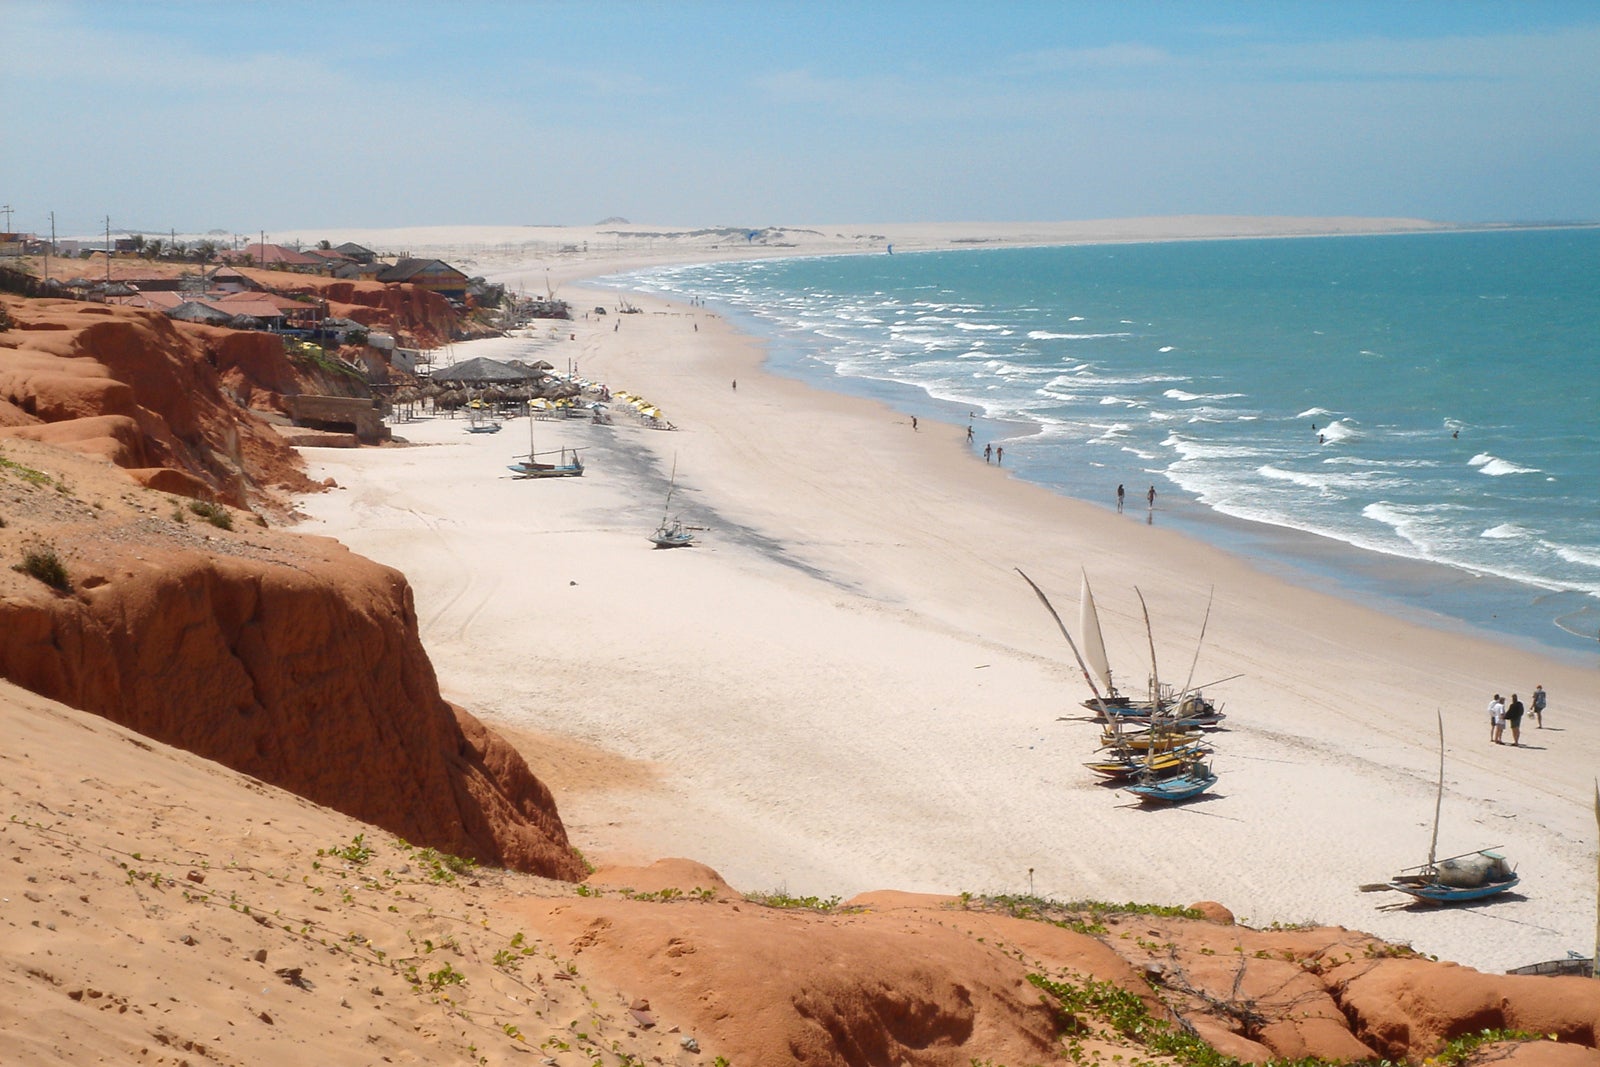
[45,211,54,283]
[0,204,12,261]
[105,215,112,284]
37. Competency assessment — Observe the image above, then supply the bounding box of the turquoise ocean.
[600,228,1600,662]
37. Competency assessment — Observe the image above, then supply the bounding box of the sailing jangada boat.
[507,412,583,478]
[1015,569,1216,799]
[1369,711,1519,904]
[1075,572,1227,729]
[649,457,696,548]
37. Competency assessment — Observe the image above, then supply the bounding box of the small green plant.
[14,543,69,590]
[414,847,475,883]
[319,834,373,866]
[286,339,363,380]
[745,889,844,911]
[187,500,234,530]
[1433,1028,1549,1065]
[0,452,53,487]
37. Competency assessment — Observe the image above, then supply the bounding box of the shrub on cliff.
[188,500,234,530]
[14,543,70,591]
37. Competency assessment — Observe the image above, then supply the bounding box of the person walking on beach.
[983,443,992,463]
[731,379,737,391]
[966,424,974,443]
[1116,483,1125,513]
[1531,684,1546,727]
[911,415,918,431]
[1147,485,1156,508]
[1488,693,1506,744]
[995,445,1004,465]
[1505,692,1525,746]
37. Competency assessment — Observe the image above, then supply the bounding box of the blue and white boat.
[1372,712,1519,905]
[1124,753,1218,804]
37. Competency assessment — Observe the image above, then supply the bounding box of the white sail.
[1079,571,1113,695]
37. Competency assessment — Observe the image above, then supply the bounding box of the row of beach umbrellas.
[611,391,666,422]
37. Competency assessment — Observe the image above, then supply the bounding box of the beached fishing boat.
[466,401,501,433]
[1100,722,1204,751]
[1075,573,1228,728]
[1124,749,1218,803]
[649,458,696,548]
[507,415,583,478]
[1120,588,1217,804]
[1366,711,1519,904]
[1017,569,1219,801]
[1086,741,1211,780]
[650,517,694,549]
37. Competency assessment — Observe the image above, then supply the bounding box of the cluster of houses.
[29,241,487,346]
[4,234,571,350]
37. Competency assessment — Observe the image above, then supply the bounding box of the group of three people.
[1488,685,1546,746]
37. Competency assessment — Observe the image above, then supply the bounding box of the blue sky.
[4,1,1598,236]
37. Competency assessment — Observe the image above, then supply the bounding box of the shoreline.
[580,233,1600,667]
[294,218,1597,974]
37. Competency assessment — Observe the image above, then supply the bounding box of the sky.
[3,1,1599,237]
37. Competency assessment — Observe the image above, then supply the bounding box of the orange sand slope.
[7,681,1600,1066]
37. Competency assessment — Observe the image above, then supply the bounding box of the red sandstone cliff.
[0,437,581,881]
[1,296,579,877]
[0,295,315,510]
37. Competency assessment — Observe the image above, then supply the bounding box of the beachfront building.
[334,242,378,264]
[221,243,324,272]
[375,258,470,301]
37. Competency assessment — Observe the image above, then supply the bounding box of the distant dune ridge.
[3,218,1600,1064]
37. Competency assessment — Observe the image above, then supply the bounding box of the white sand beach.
[295,218,1598,975]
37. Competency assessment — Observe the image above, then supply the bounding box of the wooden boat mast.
[1427,709,1445,875]
[1175,586,1214,703]
[1134,587,1161,779]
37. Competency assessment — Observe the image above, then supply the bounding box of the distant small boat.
[466,402,501,433]
[508,415,582,478]
[650,517,695,549]
[649,457,695,547]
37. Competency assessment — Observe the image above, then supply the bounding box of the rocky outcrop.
[1334,956,1600,1062]
[0,438,584,881]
